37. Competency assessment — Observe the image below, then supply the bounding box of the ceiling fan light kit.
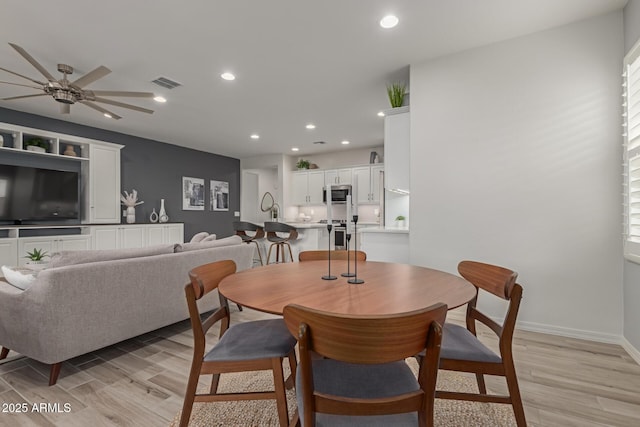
[0,43,156,120]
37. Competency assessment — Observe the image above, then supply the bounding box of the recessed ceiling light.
[291,147,299,152]
[103,113,112,118]
[154,96,167,103]
[250,134,260,140]
[221,72,236,81]
[341,140,350,145]
[305,124,316,130]
[377,111,385,117]
[380,15,399,29]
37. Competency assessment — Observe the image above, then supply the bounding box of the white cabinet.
[353,165,384,204]
[0,239,18,273]
[292,171,325,205]
[18,235,91,267]
[93,224,184,250]
[324,168,352,186]
[384,109,410,193]
[89,143,122,224]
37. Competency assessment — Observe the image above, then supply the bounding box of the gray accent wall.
[624,0,640,354]
[0,107,240,241]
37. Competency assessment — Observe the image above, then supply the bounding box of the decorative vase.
[126,206,136,224]
[159,199,169,223]
[149,208,159,223]
[63,144,77,157]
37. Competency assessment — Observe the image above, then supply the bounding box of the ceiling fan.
[0,43,155,120]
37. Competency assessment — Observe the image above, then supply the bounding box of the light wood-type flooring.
[0,306,639,427]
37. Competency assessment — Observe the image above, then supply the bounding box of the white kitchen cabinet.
[324,168,352,186]
[89,143,122,224]
[292,170,325,205]
[18,235,91,267]
[352,165,385,204]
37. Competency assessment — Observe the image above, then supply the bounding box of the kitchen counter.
[360,226,409,234]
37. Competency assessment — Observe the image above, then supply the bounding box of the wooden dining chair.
[298,249,366,262]
[283,302,448,427]
[429,260,526,426]
[179,260,298,427]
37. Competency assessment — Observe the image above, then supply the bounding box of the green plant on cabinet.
[24,248,49,261]
[386,82,407,108]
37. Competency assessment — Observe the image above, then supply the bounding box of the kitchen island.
[360,226,409,263]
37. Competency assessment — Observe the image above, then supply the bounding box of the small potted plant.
[387,82,407,108]
[24,137,49,153]
[395,215,406,228]
[296,159,310,170]
[24,248,49,270]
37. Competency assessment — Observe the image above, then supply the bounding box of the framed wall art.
[182,176,205,211]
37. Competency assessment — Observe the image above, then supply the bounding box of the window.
[624,39,640,262]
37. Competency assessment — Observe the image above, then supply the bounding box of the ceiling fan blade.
[90,90,155,98]
[79,100,122,120]
[9,43,56,82]
[0,80,42,90]
[70,66,111,88]
[94,97,154,114]
[0,67,46,85]
[2,93,48,101]
[60,103,70,114]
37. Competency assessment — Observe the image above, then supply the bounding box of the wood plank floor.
[0,306,638,426]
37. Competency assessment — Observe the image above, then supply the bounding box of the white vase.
[149,208,159,223]
[159,199,169,223]
[126,206,136,224]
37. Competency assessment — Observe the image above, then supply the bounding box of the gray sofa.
[0,237,254,385]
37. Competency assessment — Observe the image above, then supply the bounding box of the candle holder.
[348,215,364,284]
[341,234,355,277]
[322,223,337,280]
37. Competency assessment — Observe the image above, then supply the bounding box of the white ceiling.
[0,0,627,159]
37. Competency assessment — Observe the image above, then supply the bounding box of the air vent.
[313,141,326,145]
[151,77,182,90]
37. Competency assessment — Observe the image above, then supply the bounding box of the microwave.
[323,185,352,204]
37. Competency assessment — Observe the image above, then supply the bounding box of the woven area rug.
[170,359,517,427]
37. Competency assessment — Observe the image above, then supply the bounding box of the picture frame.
[182,176,205,211]
[210,180,229,211]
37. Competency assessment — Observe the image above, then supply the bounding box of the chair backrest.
[232,221,264,239]
[264,221,298,241]
[298,250,366,262]
[457,260,523,352]
[283,303,447,424]
[185,260,237,355]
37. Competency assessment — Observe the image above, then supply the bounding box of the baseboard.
[621,337,640,365]
[514,320,622,344]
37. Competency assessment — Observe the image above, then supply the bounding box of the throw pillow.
[1,265,37,290]
[201,234,217,242]
[175,235,241,252]
[190,232,210,243]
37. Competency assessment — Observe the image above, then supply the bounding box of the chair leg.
[286,243,293,263]
[253,240,264,265]
[267,243,275,265]
[475,373,487,394]
[49,362,62,386]
[179,363,202,427]
[504,366,527,427]
[276,244,281,263]
[272,357,289,427]
[285,349,297,390]
[210,373,221,394]
[0,347,9,360]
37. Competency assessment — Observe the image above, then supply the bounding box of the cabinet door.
[324,170,338,185]
[93,226,120,250]
[90,144,121,223]
[18,238,56,267]
[370,165,384,203]
[352,167,372,204]
[58,236,91,251]
[120,227,145,249]
[337,168,352,185]
[307,171,326,204]
[0,239,18,271]
[292,172,309,205]
[146,225,165,246]
[164,224,184,244]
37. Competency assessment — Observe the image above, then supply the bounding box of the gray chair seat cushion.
[204,319,296,362]
[440,323,502,363]
[296,359,420,426]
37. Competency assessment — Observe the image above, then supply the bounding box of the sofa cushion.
[48,244,176,268]
[174,235,241,252]
[1,266,37,290]
[189,232,210,243]
[201,234,218,242]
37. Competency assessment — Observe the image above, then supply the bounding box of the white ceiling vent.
[313,141,326,145]
[151,77,182,90]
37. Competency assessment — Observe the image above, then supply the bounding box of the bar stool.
[264,222,298,264]
[232,221,265,266]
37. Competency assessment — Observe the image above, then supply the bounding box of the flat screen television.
[0,164,80,224]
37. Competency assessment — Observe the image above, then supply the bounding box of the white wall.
[410,12,624,341]
[623,0,640,357]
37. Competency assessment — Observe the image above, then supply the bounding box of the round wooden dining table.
[218,260,476,315]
